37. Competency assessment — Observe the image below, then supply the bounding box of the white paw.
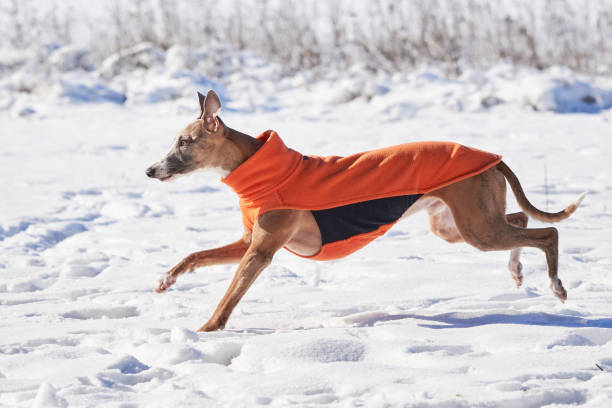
[508,261,523,287]
[155,274,176,293]
[550,277,567,302]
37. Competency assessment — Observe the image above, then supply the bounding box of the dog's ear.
[198,90,222,132]
[197,91,206,119]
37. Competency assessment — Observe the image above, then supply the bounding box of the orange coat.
[222,130,502,260]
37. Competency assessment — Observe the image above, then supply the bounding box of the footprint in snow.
[488,286,541,301]
[61,306,139,320]
[0,220,36,242]
[564,247,594,255]
[61,189,102,200]
[25,222,88,252]
[108,354,150,374]
[61,252,110,278]
[405,344,472,356]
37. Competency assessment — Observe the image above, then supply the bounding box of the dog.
[146,90,586,332]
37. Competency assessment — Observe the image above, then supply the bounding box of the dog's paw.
[155,274,176,293]
[508,261,523,287]
[197,322,223,332]
[550,277,567,303]
[197,317,226,332]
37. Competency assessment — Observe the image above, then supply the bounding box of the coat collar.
[221,130,302,203]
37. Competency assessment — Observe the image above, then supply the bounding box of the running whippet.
[146,90,586,332]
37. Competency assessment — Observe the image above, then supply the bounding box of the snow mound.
[200,341,243,366]
[99,42,165,80]
[46,46,93,73]
[122,70,220,105]
[96,367,172,388]
[160,345,202,365]
[547,333,596,348]
[108,355,150,374]
[170,327,199,343]
[0,48,33,75]
[2,42,612,116]
[530,78,612,113]
[492,67,612,113]
[32,382,67,408]
[232,335,366,372]
[165,45,208,72]
[54,76,126,105]
[100,201,149,220]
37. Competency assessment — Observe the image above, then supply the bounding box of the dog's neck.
[221,126,264,174]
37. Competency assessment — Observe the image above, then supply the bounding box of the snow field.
[1,102,611,406]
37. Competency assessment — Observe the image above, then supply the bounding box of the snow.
[1,96,611,406]
[32,382,67,408]
[1,35,612,407]
[3,42,612,119]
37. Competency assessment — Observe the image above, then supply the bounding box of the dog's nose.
[146,166,156,178]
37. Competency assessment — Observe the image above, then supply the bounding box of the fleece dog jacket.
[222,130,502,261]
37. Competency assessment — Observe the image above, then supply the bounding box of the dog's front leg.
[197,210,299,332]
[197,248,272,331]
[155,233,250,293]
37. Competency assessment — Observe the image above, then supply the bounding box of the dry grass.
[1,0,610,76]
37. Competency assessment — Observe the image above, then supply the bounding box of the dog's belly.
[311,195,422,245]
[286,195,424,259]
[399,195,448,219]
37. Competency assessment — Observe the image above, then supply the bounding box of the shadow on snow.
[356,312,612,329]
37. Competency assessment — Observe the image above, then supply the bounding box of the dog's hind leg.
[431,168,566,302]
[506,212,528,287]
[428,202,464,244]
[429,206,530,289]
[428,204,530,291]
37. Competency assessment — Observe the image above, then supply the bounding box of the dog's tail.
[496,161,587,223]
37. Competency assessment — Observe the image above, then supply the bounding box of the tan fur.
[147,90,585,331]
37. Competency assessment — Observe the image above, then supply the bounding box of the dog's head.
[146,90,229,181]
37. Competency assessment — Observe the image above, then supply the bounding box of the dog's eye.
[179,139,189,147]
